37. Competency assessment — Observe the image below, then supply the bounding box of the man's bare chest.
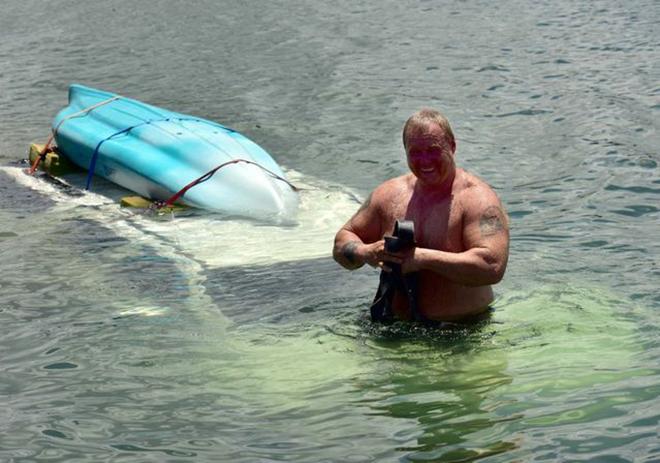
[382,194,464,252]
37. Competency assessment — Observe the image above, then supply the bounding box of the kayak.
[52,84,299,218]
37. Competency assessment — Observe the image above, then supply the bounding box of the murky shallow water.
[1,0,658,461]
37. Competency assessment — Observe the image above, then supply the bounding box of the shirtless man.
[333,109,509,322]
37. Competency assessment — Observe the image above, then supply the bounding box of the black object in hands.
[370,220,422,322]
[384,220,416,253]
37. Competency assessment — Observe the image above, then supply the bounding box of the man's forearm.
[415,247,506,286]
[333,232,366,270]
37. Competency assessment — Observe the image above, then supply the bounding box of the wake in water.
[2,165,362,267]
[1,163,367,343]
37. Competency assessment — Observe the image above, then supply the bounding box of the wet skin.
[334,122,509,322]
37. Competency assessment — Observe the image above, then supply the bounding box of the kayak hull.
[52,85,298,219]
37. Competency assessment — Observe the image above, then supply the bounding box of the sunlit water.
[1,0,658,461]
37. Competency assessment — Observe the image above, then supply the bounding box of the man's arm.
[333,192,385,270]
[391,187,509,285]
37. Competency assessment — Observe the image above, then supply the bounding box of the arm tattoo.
[342,241,360,264]
[479,206,506,237]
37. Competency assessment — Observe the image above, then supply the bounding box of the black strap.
[369,220,422,322]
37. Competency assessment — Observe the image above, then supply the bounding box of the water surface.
[1,0,658,461]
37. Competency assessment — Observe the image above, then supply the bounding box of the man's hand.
[364,239,401,271]
[344,240,387,270]
[338,239,416,273]
[381,247,422,274]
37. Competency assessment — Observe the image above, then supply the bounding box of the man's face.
[405,122,455,186]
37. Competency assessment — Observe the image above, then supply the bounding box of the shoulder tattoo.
[341,241,360,264]
[479,205,507,237]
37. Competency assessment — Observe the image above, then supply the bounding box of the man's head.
[402,108,455,152]
[402,109,457,187]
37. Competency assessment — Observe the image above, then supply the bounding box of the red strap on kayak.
[154,158,299,209]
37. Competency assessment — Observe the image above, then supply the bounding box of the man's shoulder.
[372,174,412,201]
[456,170,498,196]
[455,170,503,211]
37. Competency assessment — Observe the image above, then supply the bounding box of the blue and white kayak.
[52,84,299,219]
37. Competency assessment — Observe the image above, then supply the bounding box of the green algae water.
[1,0,659,461]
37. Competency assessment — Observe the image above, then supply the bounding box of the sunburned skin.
[333,112,509,322]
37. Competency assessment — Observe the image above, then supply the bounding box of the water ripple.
[1,0,659,461]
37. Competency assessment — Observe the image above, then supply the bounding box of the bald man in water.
[333,109,509,322]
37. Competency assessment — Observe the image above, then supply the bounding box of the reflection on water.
[355,333,516,462]
[348,284,649,462]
